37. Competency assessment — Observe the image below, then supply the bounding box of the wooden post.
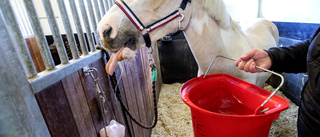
[25,36,46,72]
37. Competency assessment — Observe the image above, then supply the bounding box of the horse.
[97,0,279,87]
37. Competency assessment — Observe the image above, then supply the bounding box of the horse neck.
[182,1,252,73]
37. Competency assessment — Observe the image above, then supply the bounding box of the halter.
[115,0,191,48]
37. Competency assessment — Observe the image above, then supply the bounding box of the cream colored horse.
[97,0,279,87]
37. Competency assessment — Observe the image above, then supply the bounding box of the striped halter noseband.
[115,0,191,48]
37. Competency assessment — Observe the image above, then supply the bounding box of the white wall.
[225,0,320,23]
[224,0,259,22]
[259,0,320,23]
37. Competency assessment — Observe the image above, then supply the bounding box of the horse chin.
[120,47,136,60]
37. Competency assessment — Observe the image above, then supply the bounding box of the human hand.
[235,49,272,73]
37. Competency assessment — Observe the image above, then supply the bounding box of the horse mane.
[202,0,233,29]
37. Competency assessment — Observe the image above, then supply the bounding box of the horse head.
[98,0,192,74]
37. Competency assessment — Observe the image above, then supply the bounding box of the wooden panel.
[136,51,153,128]
[126,56,150,137]
[25,37,46,72]
[35,81,80,137]
[78,63,105,135]
[153,44,163,92]
[138,47,153,131]
[80,58,128,136]
[35,48,161,137]
[101,52,133,137]
[61,72,97,137]
[140,47,155,116]
[93,58,123,124]
[121,60,144,137]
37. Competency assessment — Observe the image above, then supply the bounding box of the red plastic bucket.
[180,74,290,137]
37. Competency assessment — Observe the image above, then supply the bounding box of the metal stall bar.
[68,0,89,55]
[29,0,104,94]
[57,0,80,60]
[107,0,113,9]
[30,51,102,93]
[77,0,96,52]
[93,0,102,21]
[98,0,106,17]
[18,0,34,36]
[42,0,69,64]
[23,0,55,71]
[12,0,33,36]
[0,10,50,137]
[0,0,37,78]
[104,0,110,12]
[86,0,100,46]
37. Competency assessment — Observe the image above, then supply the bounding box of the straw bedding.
[151,83,298,137]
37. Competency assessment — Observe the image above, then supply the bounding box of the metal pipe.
[0,15,50,137]
[19,1,34,36]
[77,0,96,52]
[68,0,89,55]
[30,51,103,93]
[23,0,55,70]
[104,0,110,12]
[98,0,106,17]
[56,0,80,60]
[107,0,112,9]
[16,0,34,36]
[93,0,102,21]
[0,0,37,78]
[42,0,69,64]
[86,0,100,47]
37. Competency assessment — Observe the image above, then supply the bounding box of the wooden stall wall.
[35,46,162,137]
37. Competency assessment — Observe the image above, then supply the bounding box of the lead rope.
[98,47,159,136]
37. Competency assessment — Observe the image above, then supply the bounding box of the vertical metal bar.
[86,0,97,25]
[98,0,106,17]
[104,0,110,12]
[107,0,112,9]
[19,0,34,36]
[93,0,102,21]
[42,0,69,64]
[68,0,89,55]
[57,0,80,59]
[23,0,55,70]
[0,13,50,137]
[0,0,37,78]
[78,0,96,52]
[14,0,33,36]
[86,0,100,47]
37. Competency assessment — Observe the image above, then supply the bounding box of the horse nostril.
[103,27,112,39]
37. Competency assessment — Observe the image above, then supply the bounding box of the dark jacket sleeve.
[266,27,320,73]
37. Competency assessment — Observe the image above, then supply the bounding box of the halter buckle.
[177,8,185,30]
[178,14,185,29]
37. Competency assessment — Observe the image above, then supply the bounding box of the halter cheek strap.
[115,0,191,48]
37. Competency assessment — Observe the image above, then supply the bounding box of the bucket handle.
[203,55,284,108]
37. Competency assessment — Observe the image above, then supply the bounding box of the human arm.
[236,42,309,73]
[266,41,309,73]
[236,27,320,73]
